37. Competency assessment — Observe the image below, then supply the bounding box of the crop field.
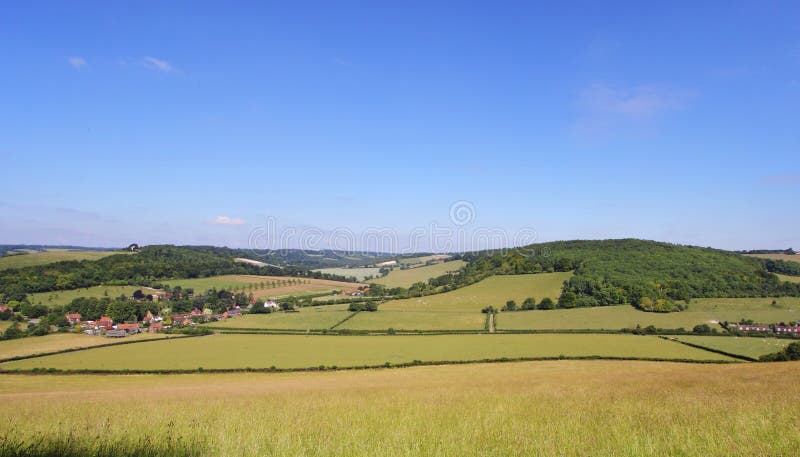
[312,267,383,281]
[339,310,485,331]
[371,260,466,288]
[207,306,352,330]
[0,333,734,371]
[380,272,571,313]
[0,332,178,361]
[29,285,163,306]
[0,249,127,270]
[777,274,800,284]
[2,360,798,456]
[162,275,362,298]
[743,253,800,262]
[397,254,451,265]
[498,298,800,331]
[673,335,792,359]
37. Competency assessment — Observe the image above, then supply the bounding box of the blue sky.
[1,1,798,251]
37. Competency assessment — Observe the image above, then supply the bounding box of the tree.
[503,300,517,312]
[558,292,577,309]
[522,297,537,310]
[538,298,555,310]
[692,324,712,334]
[3,325,24,340]
[132,289,145,300]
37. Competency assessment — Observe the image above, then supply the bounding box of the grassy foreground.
[0,334,734,371]
[0,360,798,456]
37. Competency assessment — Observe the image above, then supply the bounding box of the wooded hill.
[455,239,800,311]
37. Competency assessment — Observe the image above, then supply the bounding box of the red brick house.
[149,323,164,333]
[95,316,114,329]
[774,325,800,334]
[65,313,82,325]
[117,323,141,333]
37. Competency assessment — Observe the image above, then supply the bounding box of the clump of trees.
[348,301,378,312]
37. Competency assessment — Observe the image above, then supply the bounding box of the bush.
[760,342,800,361]
[537,298,555,310]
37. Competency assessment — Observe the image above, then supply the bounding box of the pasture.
[497,298,800,331]
[371,260,466,288]
[380,272,570,313]
[0,333,734,371]
[30,285,163,306]
[0,332,177,361]
[339,310,485,331]
[1,360,797,456]
[0,249,126,270]
[777,274,800,284]
[673,335,792,359]
[396,254,451,265]
[743,253,800,262]
[206,306,352,330]
[162,275,362,298]
[312,267,383,281]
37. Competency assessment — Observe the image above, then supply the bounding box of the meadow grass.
[0,332,177,360]
[29,285,156,306]
[338,310,485,331]
[0,333,734,371]
[396,254,451,265]
[205,307,352,330]
[381,272,571,313]
[673,335,792,359]
[0,360,798,456]
[29,275,361,306]
[777,274,800,284]
[311,267,383,281]
[0,249,128,270]
[497,298,800,331]
[743,253,800,262]
[370,260,466,288]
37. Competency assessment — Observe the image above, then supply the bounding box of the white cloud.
[143,56,174,73]
[67,56,86,69]
[572,83,691,140]
[210,216,246,225]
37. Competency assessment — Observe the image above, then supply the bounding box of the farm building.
[116,323,141,334]
[774,325,800,334]
[148,323,164,333]
[65,313,82,325]
[105,329,127,338]
[729,323,771,332]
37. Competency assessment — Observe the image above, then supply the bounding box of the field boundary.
[0,334,196,364]
[0,354,740,376]
[658,336,758,362]
[329,311,360,329]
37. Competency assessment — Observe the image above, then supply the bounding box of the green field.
[206,306,352,330]
[777,274,800,284]
[312,267,383,281]
[29,285,160,306]
[371,260,466,288]
[396,254,451,265]
[380,272,571,313]
[0,332,177,360]
[1,361,797,456]
[0,333,734,371]
[673,335,792,359]
[339,310,485,331]
[498,298,800,331]
[0,249,127,270]
[744,253,800,262]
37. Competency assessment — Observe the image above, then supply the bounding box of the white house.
[264,300,279,309]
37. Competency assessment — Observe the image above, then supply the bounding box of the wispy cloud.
[210,216,246,225]
[67,56,86,69]
[572,83,691,141]
[142,56,174,73]
[760,174,800,185]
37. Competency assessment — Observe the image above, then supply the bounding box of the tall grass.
[0,360,798,456]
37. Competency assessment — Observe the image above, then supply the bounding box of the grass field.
[498,298,800,331]
[2,360,798,456]
[312,267,383,281]
[0,332,178,360]
[206,306,352,330]
[777,274,800,284]
[380,272,571,313]
[397,254,451,265]
[30,275,363,306]
[744,253,800,262]
[0,249,127,270]
[29,285,162,306]
[339,310,486,331]
[0,333,734,371]
[371,260,466,288]
[673,335,792,359]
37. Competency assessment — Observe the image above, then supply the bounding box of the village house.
[116,323,141,334]
[95,316,114,329]
[774,325,800,334]
[148,323,164,333]
[263,300,278,309]
[342,289,364,297]
[142,310,163,324]
[65,313,82,325]
[729,323,771,332]
[226,307,242,317]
